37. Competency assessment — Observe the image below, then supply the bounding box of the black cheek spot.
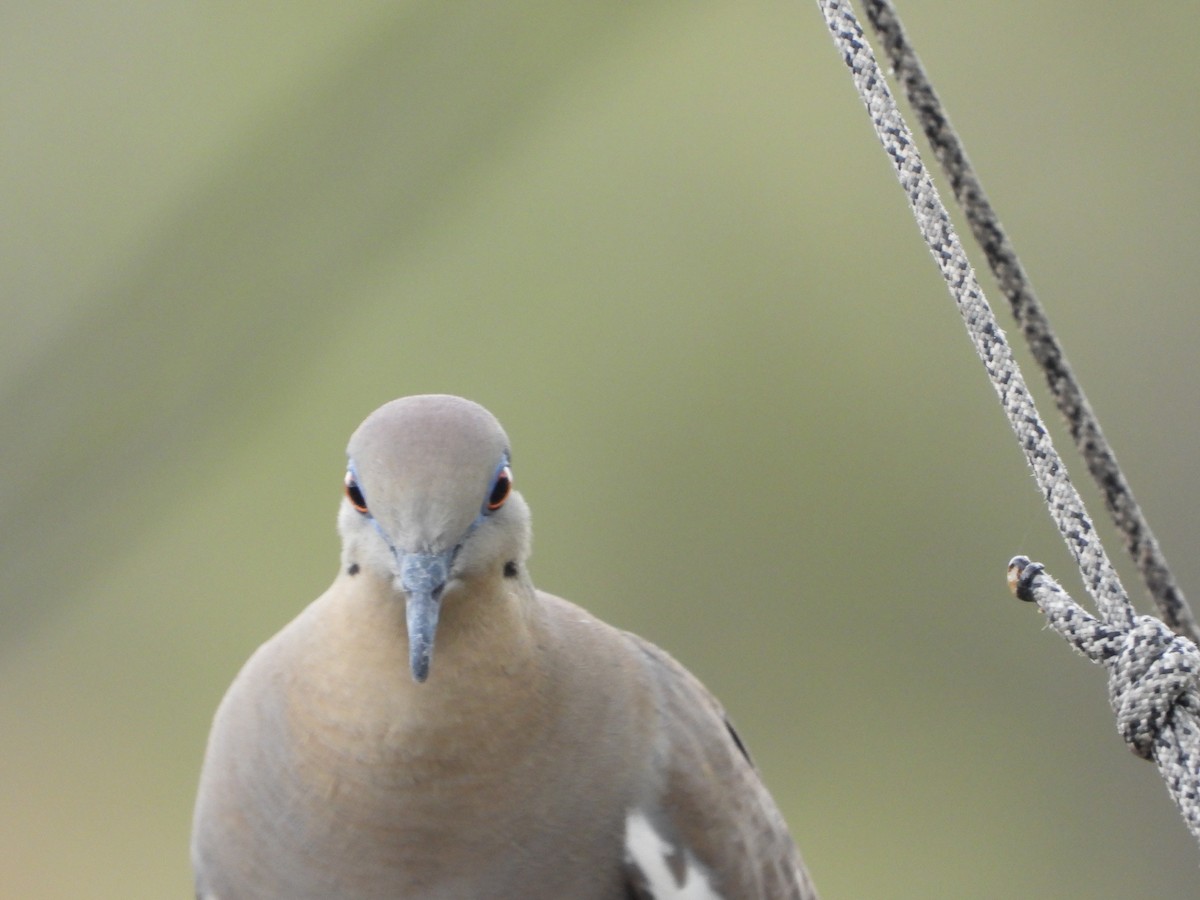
[503,561,518,578]
[347,562,360,577]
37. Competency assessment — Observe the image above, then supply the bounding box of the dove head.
[337,395,530,682]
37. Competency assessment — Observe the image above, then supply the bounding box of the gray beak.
[399,551,454,683]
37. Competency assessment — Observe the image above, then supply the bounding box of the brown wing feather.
[623,634,818,900]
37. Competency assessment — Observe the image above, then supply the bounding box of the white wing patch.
[624,809,723,900]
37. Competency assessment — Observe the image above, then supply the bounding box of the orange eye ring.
[344,471,369,514]
[487,466,513,511]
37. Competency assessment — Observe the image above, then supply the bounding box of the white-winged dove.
[192,394,817,899]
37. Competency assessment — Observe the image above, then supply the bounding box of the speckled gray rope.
[816,0,1127,624]
[816,0,1200,847]
[1009,557,1200,843]
[861,0,1198,646]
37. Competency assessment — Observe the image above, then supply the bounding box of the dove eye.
[486,466,512,511]
[344,471,369,515]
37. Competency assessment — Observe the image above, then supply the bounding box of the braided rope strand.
[861,0,1198,644]
[816,0,1200,849]
[816,0,1129,627]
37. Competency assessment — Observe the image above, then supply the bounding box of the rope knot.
[1109,617,1200,760]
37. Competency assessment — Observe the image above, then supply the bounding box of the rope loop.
[1009,556,1200,761]
[1110,616,1200,760]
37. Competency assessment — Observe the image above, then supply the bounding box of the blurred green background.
[4,2,1199,897]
